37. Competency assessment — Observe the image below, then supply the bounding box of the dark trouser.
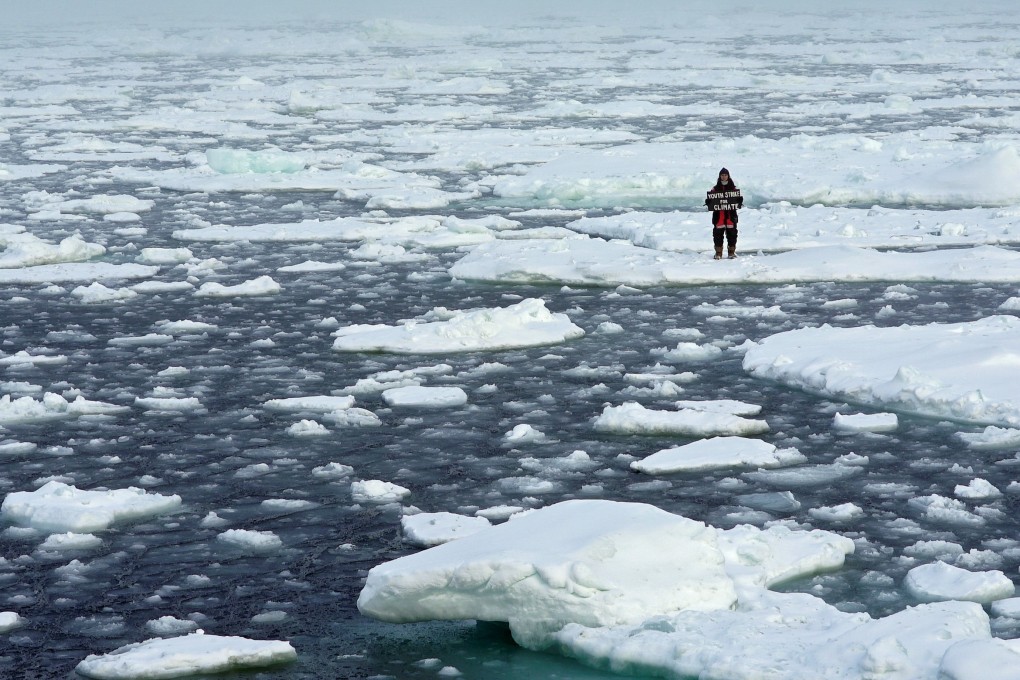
[713,226,737,248]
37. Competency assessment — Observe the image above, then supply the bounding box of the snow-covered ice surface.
[3,1,1020,678]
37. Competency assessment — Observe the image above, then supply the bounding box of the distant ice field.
[3,2,1020,678]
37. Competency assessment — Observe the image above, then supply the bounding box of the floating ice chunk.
[72,282,140,303]
[632,437,803,474]
[0,611,23,633]
[623,370,698,385]
[0,393,128,424]
[75,632,296,678]
[956,426,1020,449]
[350,242,429,263]
[520,450,597,475]
[38,532,103,552]
[217,529,283,551]
[104,212,140,223]
[451,238,1020,288]
[745,464,864,489]
[276,260,346,272]
[655,341,723,362]
[401,512,491,547]
[359,500,739,648]
[206,147,306,174]
[138,247,193,264]
[908,495,986,527]
[673,399,762,417]
[364,187,477,210]
[999,297,1020,311]
[0,262,158,284]
[382,386,468,408]
[1,481,181,533]
[49,194,153,215]
[0,440,37,455]
[156,366,190,378]
[359,500,854,651]
[991,598,1020,618]
[905,540,965,562]
[194,276,281,298]
[595,321,624,334]
[324,408,382,428]
[0,234,105,268]
[286,419,329,436]
[693,302,787,319]
[594,402,769,437]
[504,424,546,443]
[474,505,524,522]
[333,298,583,354]
[262,499,317,511]
[553,593,989,680]
[135,396,204,412]
[156,320,217,335]
[954,478,1002,500]
[744,316,1020,427]
[264,395,355,412]
[807,503,865,522]
[252,611,287,624]
[131,280,194,294]
[145,615,200,636]
[311,462,354,479]
[904,561,1014,604]
[0,350,66,366]
[199,512,228,529]
[832,411,899,432]
[109,333,174,347]
[351,480,410,504]
[939,638,1020,680]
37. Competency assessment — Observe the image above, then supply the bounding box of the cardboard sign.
[706,189,743,211]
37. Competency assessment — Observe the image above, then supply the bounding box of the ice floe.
[1,481,181,533]
[744,315,1020,426]
[75,632,296,679]
[332,298,583,354]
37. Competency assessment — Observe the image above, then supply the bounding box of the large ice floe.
[358,499,1002,679]
[743,315,1020,426]
[75,632,296,679]
[450,237,1020,287]
[332,298,583,354]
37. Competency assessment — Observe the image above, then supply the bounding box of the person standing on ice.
[705,167,742,259]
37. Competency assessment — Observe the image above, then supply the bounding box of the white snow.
[75,632,296,678]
